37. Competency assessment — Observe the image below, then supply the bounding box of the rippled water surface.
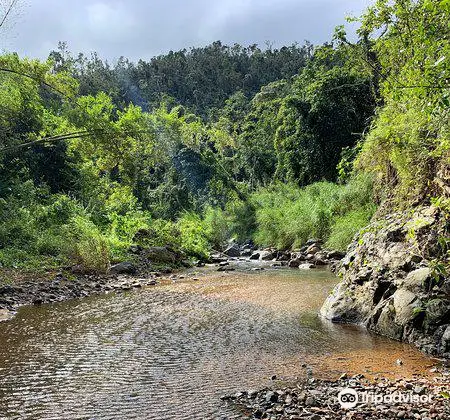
[0,266,434,419]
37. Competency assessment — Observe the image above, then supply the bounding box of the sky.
[2,0,372,62]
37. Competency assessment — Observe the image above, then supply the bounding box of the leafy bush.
[177,212,210,259]
[325,206,375,251]
[60,215,109,272]
[202,206,231,249]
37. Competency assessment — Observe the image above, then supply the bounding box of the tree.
[275,65,375,185]
[355,0,450,202]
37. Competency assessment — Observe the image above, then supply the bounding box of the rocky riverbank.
[0,240,342,322]
[320,205,450,358]
[224,370,450,419]
[216,239,345,271]
[0,245,189,320]
[0,271,165,320]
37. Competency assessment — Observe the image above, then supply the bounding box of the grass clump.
[249,175,376,251]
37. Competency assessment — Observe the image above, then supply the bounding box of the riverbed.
[0,266,436,419]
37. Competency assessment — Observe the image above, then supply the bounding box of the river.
[0,265,435,419]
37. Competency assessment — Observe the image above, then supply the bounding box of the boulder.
[422,298,450,331]
[224,244,241,258]
[242,239,256,250]
[249,252,261,260]
[288,259,301,268]
[313,252,328,265]
[374,300,405,340]
[260,250,276,261]
[401,267,433,292]
[313,258,327,266]
[437,325,450,355]
[306,244,321,255]
[320,205,450,356]
[276,251,291,261]
[327,250,346,260]
[241,248,253,257]
[142,246,181,264]
[210,253,228,263]
[293,252,306,261]
[108,262,137,275]
[392,289,421,325]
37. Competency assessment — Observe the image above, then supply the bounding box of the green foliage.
[325,207,375,251]
[355,0,450,203]
[51,41,311,117]
[11,0,449,276]
[274,65,375,184]
[177,213,210,259]
[251,176,376,250]
[202,206,231,249]
[64,216,110,273]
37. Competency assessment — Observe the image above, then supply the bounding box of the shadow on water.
[0,267,435,419]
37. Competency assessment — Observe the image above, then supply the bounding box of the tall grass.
[249,175,376,251]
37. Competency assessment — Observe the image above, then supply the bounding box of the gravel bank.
[223,371,450,419]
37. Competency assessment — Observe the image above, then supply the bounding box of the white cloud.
[6,0,373,61]
[86,2,136,39]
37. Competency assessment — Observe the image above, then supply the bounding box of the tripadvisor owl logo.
[338,388,359,409]
[337,386,433,409]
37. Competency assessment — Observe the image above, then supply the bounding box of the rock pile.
[219,239,345,270]
[223,372,450,419]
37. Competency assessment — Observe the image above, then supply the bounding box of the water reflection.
[0,268,434,419]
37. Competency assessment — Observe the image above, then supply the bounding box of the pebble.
[224,372,449,420]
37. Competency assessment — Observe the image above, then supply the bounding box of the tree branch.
[0,0,19,30]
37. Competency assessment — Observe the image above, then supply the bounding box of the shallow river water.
[0,266,435,419]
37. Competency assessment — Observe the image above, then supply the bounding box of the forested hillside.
[0,0,448,279]
[49,41,312,117]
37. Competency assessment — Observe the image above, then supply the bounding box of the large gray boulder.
[109,261,137,275]
[224,244,241,258]
[259,250,276,261]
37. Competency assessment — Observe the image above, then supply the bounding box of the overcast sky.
[2,0,372,62]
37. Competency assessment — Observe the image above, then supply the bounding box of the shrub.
[326,206,376,251]
[177,212,210,259]
[63,215,110,273]
[202,206,230,249]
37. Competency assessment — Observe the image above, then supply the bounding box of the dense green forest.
[0,0,448,275]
